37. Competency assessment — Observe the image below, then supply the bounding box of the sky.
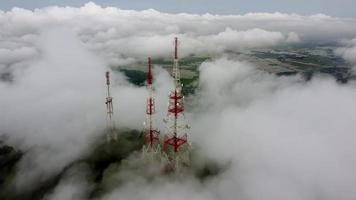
[0,0,356,17]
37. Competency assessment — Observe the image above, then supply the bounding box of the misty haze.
[1,1,356,200]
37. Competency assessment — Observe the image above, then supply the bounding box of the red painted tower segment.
[163,89,187,152]
[144,57,160,148]
[163,37,189,157]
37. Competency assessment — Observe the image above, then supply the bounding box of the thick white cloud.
[286,32,301,43]
[335,38,356,72]
[44,164,92,200]
[1,2,356,70]
[190,58,356,200]
[0,47,37,65]
[0,26,172,190]
[0,28,107,189]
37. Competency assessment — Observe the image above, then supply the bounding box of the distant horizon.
[0,0,356,18]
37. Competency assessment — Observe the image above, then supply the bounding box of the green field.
[117,56,209,96]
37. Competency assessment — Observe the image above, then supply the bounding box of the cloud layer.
[191,58,356,200]
[1,2,356,73]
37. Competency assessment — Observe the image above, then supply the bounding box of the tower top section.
[106,71,110,86]
[174,37,178,60]
[148,57,153,85]
[172,37,181,87]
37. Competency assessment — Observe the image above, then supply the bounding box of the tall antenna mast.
[172,37,181,87]
[105,71,117,141]
[163,37,190,170]
[143,57,160,152]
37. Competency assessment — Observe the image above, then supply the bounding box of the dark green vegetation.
[119,69,147,86]
[0,129,224,200]
[0,142,22,199]
[153,56,209,70]
[118,56,209,96]
[87,129,143,197]
[0,129,143,200]
[181,76,199,95]
[120,68,199,95]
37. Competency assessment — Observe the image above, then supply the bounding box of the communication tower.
[105,71,117,142]
[143,57,160,153]
[163,37,190,169]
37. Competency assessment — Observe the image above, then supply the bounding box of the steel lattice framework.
[163,37,190,167]
[105,71,117,141]
[144,57,160,150]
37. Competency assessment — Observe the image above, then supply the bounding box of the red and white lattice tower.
[105,71,117,142]
[143,57,160,153]
[163,37,190,168]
